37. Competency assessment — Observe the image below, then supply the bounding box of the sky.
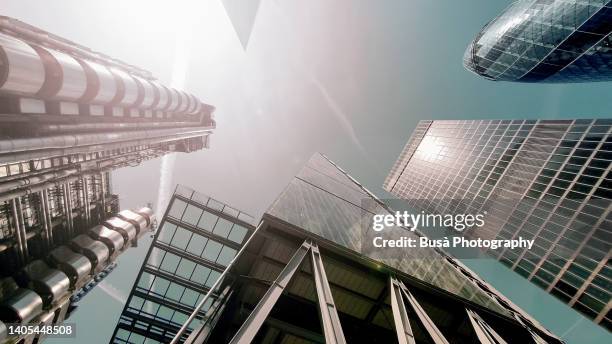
[2,1,611,343]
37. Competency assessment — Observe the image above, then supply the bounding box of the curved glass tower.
[464,0,612,82]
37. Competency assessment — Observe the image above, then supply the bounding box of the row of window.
[168,199,248,244]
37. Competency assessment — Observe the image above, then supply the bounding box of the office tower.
[384,119,611,330]
[159,154,561,343]
[464,0,612,82]
[111,185,256,344]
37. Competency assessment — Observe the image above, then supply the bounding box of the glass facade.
[111,185,255,344]
[196,153,560,343]
[385,119,612,329]
[269,154,523,317]
[464,0,612,82]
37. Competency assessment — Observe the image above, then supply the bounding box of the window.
[186,234,207,256]
[206,270,221,287]
[168,199,187,219]
[213,218,233,238]
[165,283,185,302]
[180,289,200,307]
[151,277,170,295]
[170,227,192,250]
[182,204,203,226]
[160,253,180,273]
[158,223,178,244]
[228,225,248,244]
[217,246,236,266]
[191,265,212,285]
[202,240,222,261]
[147,248,165,267]
[197,212,218,232]
[176,259,196,280]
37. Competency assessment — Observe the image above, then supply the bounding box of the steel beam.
[398,280,449,344]
[229,241,311,344]
[389,277,416,344]
[512,314,548,344]
[185,286,232,344]
[310,243,347,344]
[466,309,508,344]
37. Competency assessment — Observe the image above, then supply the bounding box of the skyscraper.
[0,15,215,280]
[385,119,611,330]
[0,15,214,342]
[464,0,612,82]
[159,154,561,343]
[0,166,155,342]
[111,185,255,344]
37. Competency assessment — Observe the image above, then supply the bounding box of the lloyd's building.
[0,16,214,342]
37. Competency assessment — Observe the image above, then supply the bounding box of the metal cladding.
[0,22,207,116]
[0,287,43,323]
[0,33,45,95]
[70,234,110,272]
[48,246,92,289]
[104,217,137,243]
[18,260,70,308]
[0,203,154,341]
[117,209,148,236]
[135,206,154,226]
[88,224,125,256]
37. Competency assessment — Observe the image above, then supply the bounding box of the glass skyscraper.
[161,154,561,343]
[464,0,612,82]
[385,119,611,330]
[111,185,255,344]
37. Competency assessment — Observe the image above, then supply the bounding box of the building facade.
[0,14,216,299]
[161,154,561,343]
[384,119,611,330]
[111,185,255,344]
[0,167,155,342]
[464,0,612,82]
[0,15,217,343]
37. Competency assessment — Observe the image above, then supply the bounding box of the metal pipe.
[62,183,73,236]
[10,198,25,264]
[37,121,203,134]
[82,177,90,225]
[15,197,29,261]
[0,126,213,154]
[0,170,94,203]
[42,189,53,244]
[100,173,107,217]
[0,149,150,203]
[67,182,75,234]
[0,128,212,165]
[39,190,51,249]
[170,221,264,344]
[0,168,78,194]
